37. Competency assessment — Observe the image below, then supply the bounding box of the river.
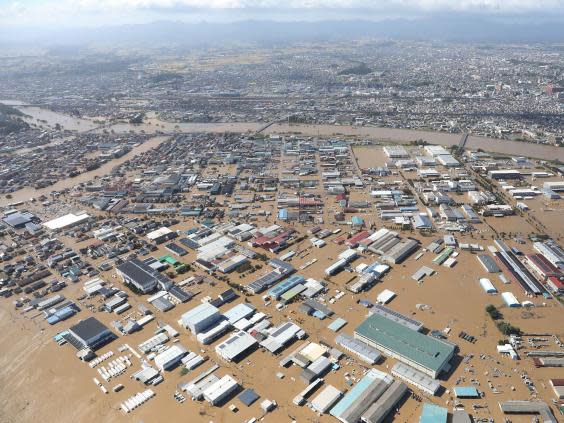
[3,105,563,206]
[14,105,563,162]
[0,136,169,207]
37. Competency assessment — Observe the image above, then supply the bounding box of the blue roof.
[453,386,480,398]
[351,216,364,225]
[268,274,305,300]
[278,208,288,219]
[328,317,347,332]
[420,403,448,423]
[238,388,259,406]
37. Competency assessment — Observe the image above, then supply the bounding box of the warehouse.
[436,154,460,167]
[179,303,222,334]
[260,322,303,353]
[499,401,557,423]
[477,254,501,273]
[479,278,497,294]
[360,379,407,423]
[268,274,306,300]
[419,403,448,423]
[453,386,480,398]
[66,317,114,351]
[217,254,248,273]
[381,238,419,265]
[138,332,169,354]
[391,362,441,396]
[300,356,332,383]
[223,303,255,324]
[197,320,231,345]
[245,259,295,294]
[203,375,239,406]
[383,146,409,158]
[215,331,258,362]
[501,292,521,307]
[43,211,90,231]
[526,254,562,279]
[354,313,455,378]
[146,227,177,244]
[533,241,564,270]
[368,304,423,332]
[330,368,393,423]
[335,333,381,364]
[311,385,343,414]
[116,258,170,294]
[488,170,522,180]
[494,241,542,294]
[2,210,38,229]
[154,345,188,371]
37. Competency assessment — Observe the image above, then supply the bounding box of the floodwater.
[0,136,169,207]
[14,105,564,162]
[18,106,99,131]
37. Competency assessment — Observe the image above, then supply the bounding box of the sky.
[1,0,564,28]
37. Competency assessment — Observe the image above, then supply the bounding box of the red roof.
[527,254,562,276]
[547,275,564,291]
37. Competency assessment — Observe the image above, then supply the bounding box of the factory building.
[354,313,455,378]
[154,345,188,371]
[215,331,258,362]
[66,317,114,351]
[179,303,222,334]
[116,258,171,294]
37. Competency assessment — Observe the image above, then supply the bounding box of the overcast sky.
[1,0,564,27]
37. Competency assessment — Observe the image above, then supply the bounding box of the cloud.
[1,0,563,27]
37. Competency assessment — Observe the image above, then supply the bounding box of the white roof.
[146,227,173,240]
[154,345,187,370]
[43,212,90,230]
[501,291,520,306]
[215,331,257,361]
[377,289,396,304]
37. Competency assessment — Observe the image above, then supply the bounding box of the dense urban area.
[0,40,563,423]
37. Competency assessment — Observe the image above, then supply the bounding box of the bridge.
[457,133,469,153]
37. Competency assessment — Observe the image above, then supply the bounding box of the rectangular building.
[354,314,455,378]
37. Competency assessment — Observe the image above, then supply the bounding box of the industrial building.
[360,380,407,423]
[368,304,423,332]
[43,211,91,231]
[116,258,171,294]
[154,345,188,371]
[335,333,381,364]
[202,375,239,406]
[354,313,455,378]
[488,169,522,180]
[499,400,557,423]
[330,368,402,423]
[311,385,343,414]
[419,403,448,423]
[66,317,114,351]
[179,303,222,334]
[215,331,257,362]
[391,362,441,395]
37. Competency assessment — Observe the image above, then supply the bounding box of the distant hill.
[2,16,564,47]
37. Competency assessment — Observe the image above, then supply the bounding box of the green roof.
[355,313,455,374]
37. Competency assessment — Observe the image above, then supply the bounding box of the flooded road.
[0,136,169,207]
[3,105,562,206]
[13,105,564,161]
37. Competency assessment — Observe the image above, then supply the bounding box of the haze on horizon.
[2,0,564,28]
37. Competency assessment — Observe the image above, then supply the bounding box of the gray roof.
[70,317,110,343]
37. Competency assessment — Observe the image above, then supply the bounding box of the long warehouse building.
[354,313,455,378]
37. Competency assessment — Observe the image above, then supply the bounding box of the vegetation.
[496,321,522,336]
[485,304,503,320]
